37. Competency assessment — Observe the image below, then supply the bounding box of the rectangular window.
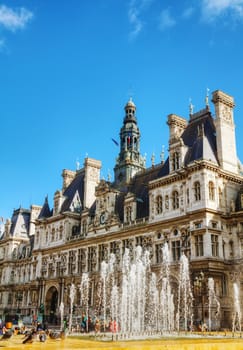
[172,240,181,261]
[211,234,219,257]
[98,244,106,268]
[78,248,86,274]
[211,221,218,229]
[88,247,97,272]
[222,275,227,296]
[195,234,204,256]
[195,222,202,229]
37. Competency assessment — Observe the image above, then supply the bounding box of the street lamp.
[194,271,207,327]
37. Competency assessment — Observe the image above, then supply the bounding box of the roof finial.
[205,87,210,108]
[160,145,165,163]
[151,152,155,166]
[107,169,111,182]
[189,98,194,115]
[76,158,80,171]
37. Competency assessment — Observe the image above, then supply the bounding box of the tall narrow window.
[88,247,96,272]
[187,188,190,204]
[82,220,87,235]
[172,240,181,261]
[195,234,204,256]
[156,195,163,214]
[194,181,201,201]
[218,187,223,207]
[126,206,132,222]
[172,152,180,170]
[211,234,219,257]
[172,191,179,209]
[209,181,215,200]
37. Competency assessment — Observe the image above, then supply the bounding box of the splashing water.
[69,283,76,333]
[232,282,242,334]
[59,301,64,331]
[208,277,220,331]
[177,253,193,332]
[80,272,90,332]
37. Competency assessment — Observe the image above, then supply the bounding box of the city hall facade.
[0,89,243,329]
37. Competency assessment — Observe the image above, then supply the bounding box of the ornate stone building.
[1,89,243,330]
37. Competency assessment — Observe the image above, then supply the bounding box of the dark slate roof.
[115,162,168,220]
[10,208,30,236]
[38,197,52,219]
[61,170,85,212]
[182,108,219,165]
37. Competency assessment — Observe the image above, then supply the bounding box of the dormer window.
[126,206,132,222]
[172,152,180,170]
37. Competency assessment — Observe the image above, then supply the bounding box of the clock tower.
[114,98,145,187]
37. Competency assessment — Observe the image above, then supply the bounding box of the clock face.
[100,213,106,225]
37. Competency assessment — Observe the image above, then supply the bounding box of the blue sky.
[1,0,243,220]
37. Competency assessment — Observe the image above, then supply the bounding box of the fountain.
[65,244,229,340]
[80,243,195,337]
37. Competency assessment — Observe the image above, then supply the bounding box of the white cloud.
[201,0,243,21]
[0,4,33,32]
[128,0,154,39]
[158,9,176,31]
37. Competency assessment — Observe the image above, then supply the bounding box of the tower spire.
[114,99,145,186]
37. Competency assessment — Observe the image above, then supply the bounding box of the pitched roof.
[38,197,52,219]
[61,170,85,212]
[182,108,219,165]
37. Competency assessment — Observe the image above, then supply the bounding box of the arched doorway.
[45,286,58,324]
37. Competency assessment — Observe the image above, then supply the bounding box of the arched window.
[194,181,201,201]
[172,191,179,209]
[208,181,215,200]
[172,152,180,170]
[156,195,163,214]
